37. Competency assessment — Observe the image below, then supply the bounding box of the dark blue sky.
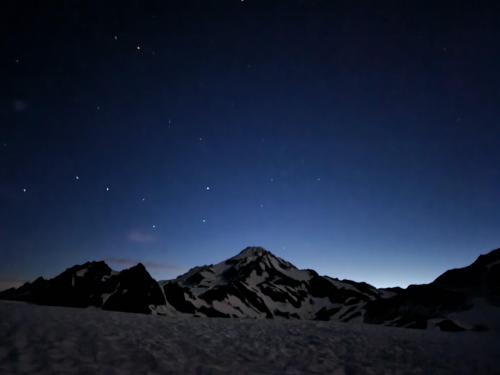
[2,1,500,288]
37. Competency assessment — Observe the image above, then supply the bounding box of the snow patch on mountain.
[159,247,378,320]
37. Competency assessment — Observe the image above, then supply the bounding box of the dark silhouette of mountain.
[0,261,166,313]
[102,263,165,314]
[432,248,500,304]
[364,248,500,330]
[1,246,499,331]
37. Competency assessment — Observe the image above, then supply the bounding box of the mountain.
[364,248,500,330]
[0,261,166,314]
[160,246,379,320]
[1,246,499,331]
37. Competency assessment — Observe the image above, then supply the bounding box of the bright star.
[105,187,110,191]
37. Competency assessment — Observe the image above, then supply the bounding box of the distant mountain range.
[1,246,499,332]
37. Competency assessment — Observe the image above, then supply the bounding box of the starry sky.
[2,1,500,289]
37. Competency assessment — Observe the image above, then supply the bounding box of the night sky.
[2,1,500,289]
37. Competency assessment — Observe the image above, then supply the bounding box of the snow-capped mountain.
[1,246,499,331]
[160,246,379,320]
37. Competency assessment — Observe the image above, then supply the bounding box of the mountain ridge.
[1,246,499,331]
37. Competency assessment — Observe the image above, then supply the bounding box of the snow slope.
[1,301,499,375]
[159,247,379,321]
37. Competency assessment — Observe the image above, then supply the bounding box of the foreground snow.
[0,301,498,374]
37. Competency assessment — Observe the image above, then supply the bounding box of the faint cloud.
[13,100,28,112]
[127,230,155,243]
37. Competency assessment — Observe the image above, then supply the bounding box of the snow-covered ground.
[1,301,499,374]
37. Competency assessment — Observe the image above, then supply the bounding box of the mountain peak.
[237,246,269,258]
[227,246,299,272]
[129,262,147,272]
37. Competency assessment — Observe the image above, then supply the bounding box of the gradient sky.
[2,1,500,289]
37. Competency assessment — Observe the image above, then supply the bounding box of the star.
[136,45,141,51]
[152,224,156,229]
[96,106,100,111]
[75,175,80,180]
[316,177,321,182]
[198,137,203,141]
[22,188,27,193]
[113,35,118,40]
[205,186,211,191]
[105,187,110,191]
[259,203,264,208]
[269,178,274,183]
[202,218,207,223]
[141,197,146,202]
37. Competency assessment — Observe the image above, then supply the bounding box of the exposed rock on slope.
[159,247,379,320]
[102,263,166,314]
